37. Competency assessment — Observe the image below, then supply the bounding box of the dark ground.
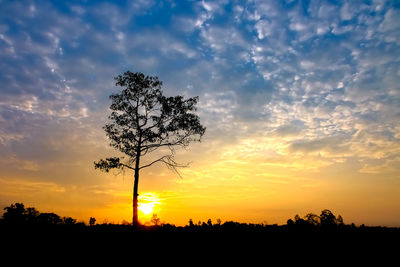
[1,204,398,262]
[2,223,398,256]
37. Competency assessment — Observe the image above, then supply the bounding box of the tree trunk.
[133,138,141,227]
[132,164,139,227]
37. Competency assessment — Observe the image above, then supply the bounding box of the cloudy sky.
[1,0,399,226]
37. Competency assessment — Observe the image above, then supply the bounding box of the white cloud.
[0,33,15,55]
[300,60,315,70]
[317,4,337,19]
[289,22,308,32]
[246,10,261,21]
[201,0,214,12]
[200,26,248,54]
[340,2,354,21]
[379,9,400,32]
[316,24,330,35]
[255,20,273,39]
[331,23,354,35]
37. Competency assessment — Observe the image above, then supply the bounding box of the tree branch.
[140,132,192,153]
[139,155,169,170]
[94,157,134,172]
[139,154,189,178]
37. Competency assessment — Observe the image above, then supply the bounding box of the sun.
[138,192,161,216]
[139,202,155,215]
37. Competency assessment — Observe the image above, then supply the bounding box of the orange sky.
[1,132,399,226]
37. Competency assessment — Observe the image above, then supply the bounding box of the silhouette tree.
[294,214,306,226]
[89,217,96,226]
[25,207,40,224]
[38,213,62,225]
[151,213,161,226]
[94,71,206,226]
[1,203,82,227]
[3,203,27,225]
[188,219,194,227]
[304,213,320,226]
[336,215,344,226]
[63,216,77,225]
[320,209,337,228]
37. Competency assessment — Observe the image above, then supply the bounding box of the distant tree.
[3,203,27,224]
[336,215,344,226]
[286,219,294,226]
[188,219,194,227]
[63,217,77,225]
[94,71,206,226]
[89,217,96,226]
[38,213,62,225]
[294,214,306,225]
[25,207,40,224]
[320,209,337,227]
[151,213,161,226]
[304,213,320,226]
[2,203,81,227]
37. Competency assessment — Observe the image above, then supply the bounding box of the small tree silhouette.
[320,209,337,228]
[89,217,96,226]
[151,214,161,226]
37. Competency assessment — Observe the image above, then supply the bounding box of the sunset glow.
[138,193,161,219]
[0,1,399,227]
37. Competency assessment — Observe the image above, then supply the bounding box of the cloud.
[275,120,306,137]
[0,178,66,195]
[289,136,349,155]
[255,20,273,39]
[379,8,400,32]
[200,25,249,54]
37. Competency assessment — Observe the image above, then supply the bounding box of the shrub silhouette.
[1,203,78,226]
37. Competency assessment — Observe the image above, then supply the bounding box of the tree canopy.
[95,71,205,174]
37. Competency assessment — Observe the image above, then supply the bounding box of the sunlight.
[139,202,155,215]
[138,192,161,216]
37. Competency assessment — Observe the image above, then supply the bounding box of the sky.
[0,0,399,226]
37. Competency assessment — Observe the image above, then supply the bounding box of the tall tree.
[94,71,206,226]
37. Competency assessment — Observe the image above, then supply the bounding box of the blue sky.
[0,0,400,225]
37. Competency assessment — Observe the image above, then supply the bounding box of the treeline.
[0,203,82,227]
[1,203,398,234]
